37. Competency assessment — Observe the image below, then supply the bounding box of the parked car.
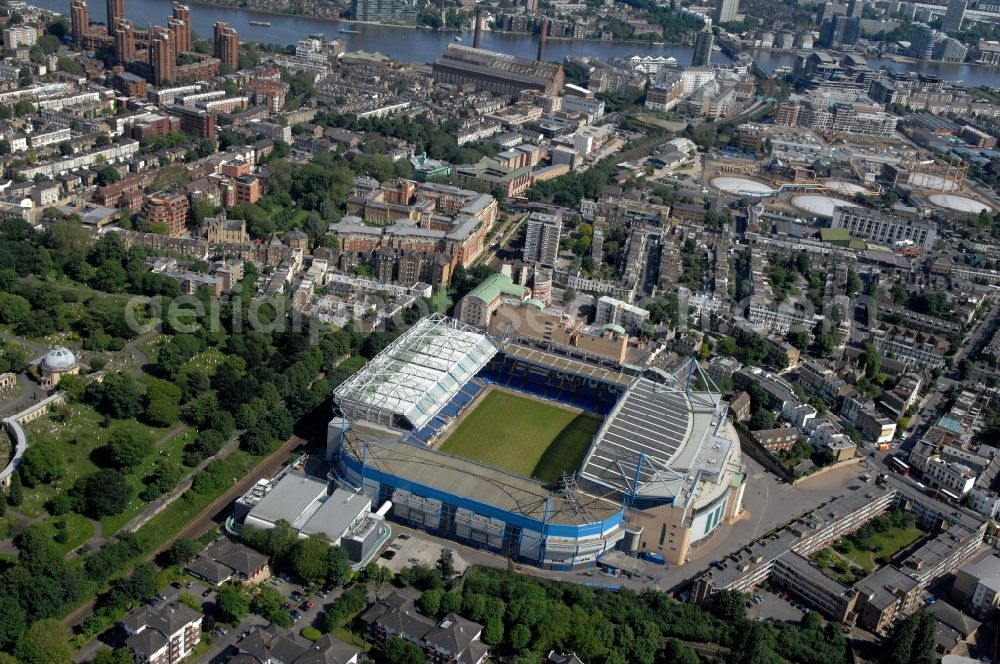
[202,589,213,598]
[290,591,303,602]
[380,550,396,560]
[290,611,302,622]
[301,601,314,610]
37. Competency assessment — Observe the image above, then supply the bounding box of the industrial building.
[231,467,390,568]
[432,44,565,96]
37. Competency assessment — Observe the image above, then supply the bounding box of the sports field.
[438,388,602,484]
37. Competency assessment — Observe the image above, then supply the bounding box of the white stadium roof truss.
[334,314,498,432]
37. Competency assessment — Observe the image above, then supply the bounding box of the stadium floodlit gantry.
[333,314,498,432]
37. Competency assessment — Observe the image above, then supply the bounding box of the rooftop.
[341,426,622,528]
[581,378,734,502]
[464,272,529,305]
[246,472,329,529]
[334,314,498,432]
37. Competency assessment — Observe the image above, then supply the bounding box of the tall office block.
[70,0,89,39]
[821,14,860,47]
[715,0,739,24]
[171,3,192,53]
[106,0,125,31]
[214,22,239,71]
[912,24,940,59]
[149,26,175,85]
[523,212,562,267]
[942,0,966,33]
[692,29,714,66]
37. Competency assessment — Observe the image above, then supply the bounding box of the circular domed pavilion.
[40,346,79,388]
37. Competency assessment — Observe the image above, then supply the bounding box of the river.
[29,0,1000,87]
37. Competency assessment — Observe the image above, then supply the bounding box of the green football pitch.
[437,388,602,484]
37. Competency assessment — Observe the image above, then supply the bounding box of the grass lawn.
[181,347,227,378]
[333,627,371,652]
[40,513,94,555]
[136,334,167,364]
[438,389,601,483]
[843,524,925,573]
[337,355,368,374]
[132,451,257,554]
[20,404,171,518]
[99,427,197,535]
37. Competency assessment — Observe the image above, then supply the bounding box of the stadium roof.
[334,314,498,432]
[341,426,622,527]
[580,378,733,503]
[503,344,633,387]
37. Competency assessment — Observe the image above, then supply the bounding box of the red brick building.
[142,191,189,236]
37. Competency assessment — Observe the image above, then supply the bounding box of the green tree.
[325,545,352,587]
[418,589,442,617]
[0,292,30,324]
[144,378,182,426]
[362,562,392,599]
[563,288,577,303]
[749,409,777,431]
[217,586,251,622]
[435,548,454,579]
[15,619,73,664]
[19,442,66,486]
[711,590,747,622]
[168,538,200,565]
[845,269,861,297]
[254,586,293,627]
[385,636,426,664]
[662,639,700,664]
[483,617,504,646]
[96,165,121,186]
[290,535,332,586]
[7,472,22,506]
[509,623,532,649]
[440,591,461,615]
[72,468,133,517]
[92,648,134,664]
[106,428,153,469]
[89,372,143,419]
[0,596,26,649]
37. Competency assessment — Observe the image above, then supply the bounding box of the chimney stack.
[536,19,548,62]
[473,9,483,48]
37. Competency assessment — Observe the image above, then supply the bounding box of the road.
[475,211,528,269]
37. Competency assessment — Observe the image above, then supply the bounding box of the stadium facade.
[327,314,747,569]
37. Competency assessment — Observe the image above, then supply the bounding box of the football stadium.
[327,314,747,569]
